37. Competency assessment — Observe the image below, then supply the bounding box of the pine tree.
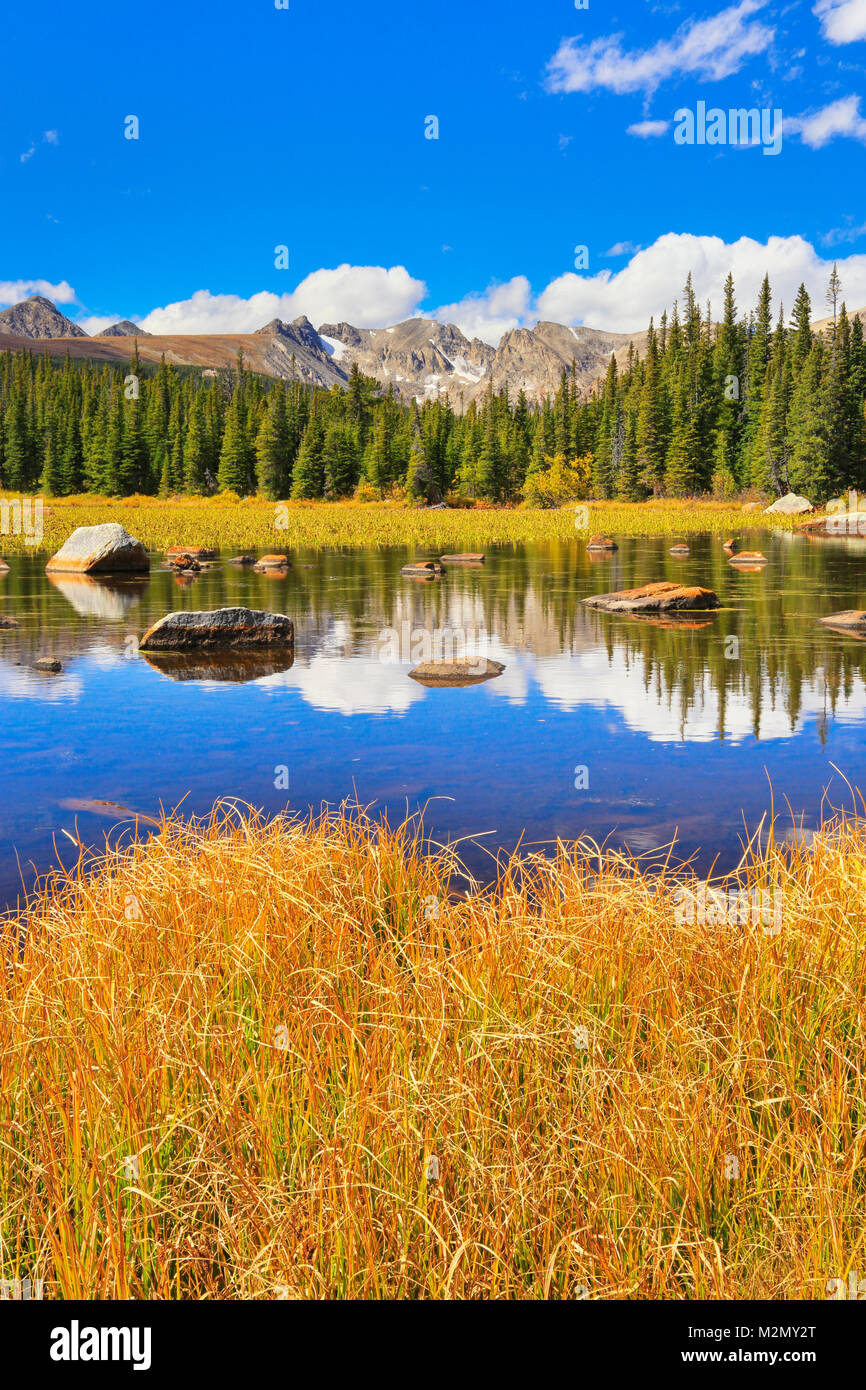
[255,387,291,499]
[218,389,254,494]
[406,408,437,503]
[291,407,326,499]
[184,390,209,493]
[787,338,829,496]
[477,397,502,501]
[323,421,361,498]
[637,323,665,494]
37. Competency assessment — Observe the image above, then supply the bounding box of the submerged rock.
[139,607,295,652]
[409,658,505,687]
[228,555,256,566]
[440,553,486,563]
[587,535,618,552]
[728,551,768,566]
[46,523,149,575]
[168,553,201,573]
[820,610,866,634]
[0,616,19,628]
[253,554,291,573]
[166,545,216,562]
[583,581,720,614]
[401,560,443,578]
[669,544,690,556]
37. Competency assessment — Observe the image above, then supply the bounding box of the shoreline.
[0,496,801,557]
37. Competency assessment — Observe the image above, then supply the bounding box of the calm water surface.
[1,529,865,906]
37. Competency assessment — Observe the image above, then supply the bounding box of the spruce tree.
[255,387,291,499]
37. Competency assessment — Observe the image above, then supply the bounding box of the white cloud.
[821,220,866,246]
[534,233,866,333]
[786,95,866,147]
[545,0,773,96]
[139,265,427,335]
[604,240,644,257]
[20,235,866,355]
[627,119,670,138]
[77,314,130,335]
[432,276,532,345]
[0,278,77,308]
[20,130,60,162]
[814,0,866,44]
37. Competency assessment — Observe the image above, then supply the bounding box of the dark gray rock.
[139,607,295,652]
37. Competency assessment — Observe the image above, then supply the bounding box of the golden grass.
[1,803,864,1300]
[0,494,796,556]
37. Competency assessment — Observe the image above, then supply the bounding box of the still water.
[1,529,865,907]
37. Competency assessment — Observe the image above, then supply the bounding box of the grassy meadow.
[0,493,800,557]
[1,802,864,1300]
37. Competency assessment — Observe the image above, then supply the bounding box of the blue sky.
[2,0,866,341]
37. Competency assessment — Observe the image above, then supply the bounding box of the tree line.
[0,268,863,504]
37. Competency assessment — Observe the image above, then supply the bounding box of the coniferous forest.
[1,270,865,506]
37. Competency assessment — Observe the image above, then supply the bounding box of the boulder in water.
[139,607,294,652]
[409,658,505,687]
[583,581,720,614]
[46,523,149,575]
[820,610,866,634]
[253,554,291,573]
[401,560,443,578]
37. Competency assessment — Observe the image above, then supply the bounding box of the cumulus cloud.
[23,236,866,353]
[534,233,866,333]
[77,314,131,335]
[431,277,532,344]
[604,240,644,257]
[627,119,670,138]
[0,278,77,307]
[814,0,866,44]
[139,265,427,335]
[545,0,773,96]
[786,95,866,147]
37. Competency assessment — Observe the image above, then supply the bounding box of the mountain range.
[0,294,862,408]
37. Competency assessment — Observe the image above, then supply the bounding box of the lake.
[1,528,865,908]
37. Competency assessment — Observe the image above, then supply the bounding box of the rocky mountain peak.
[0,296,89,339]
[98,320,152,337]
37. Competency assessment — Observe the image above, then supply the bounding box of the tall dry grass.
[0,494,796,555]
[1,803,864,1300]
